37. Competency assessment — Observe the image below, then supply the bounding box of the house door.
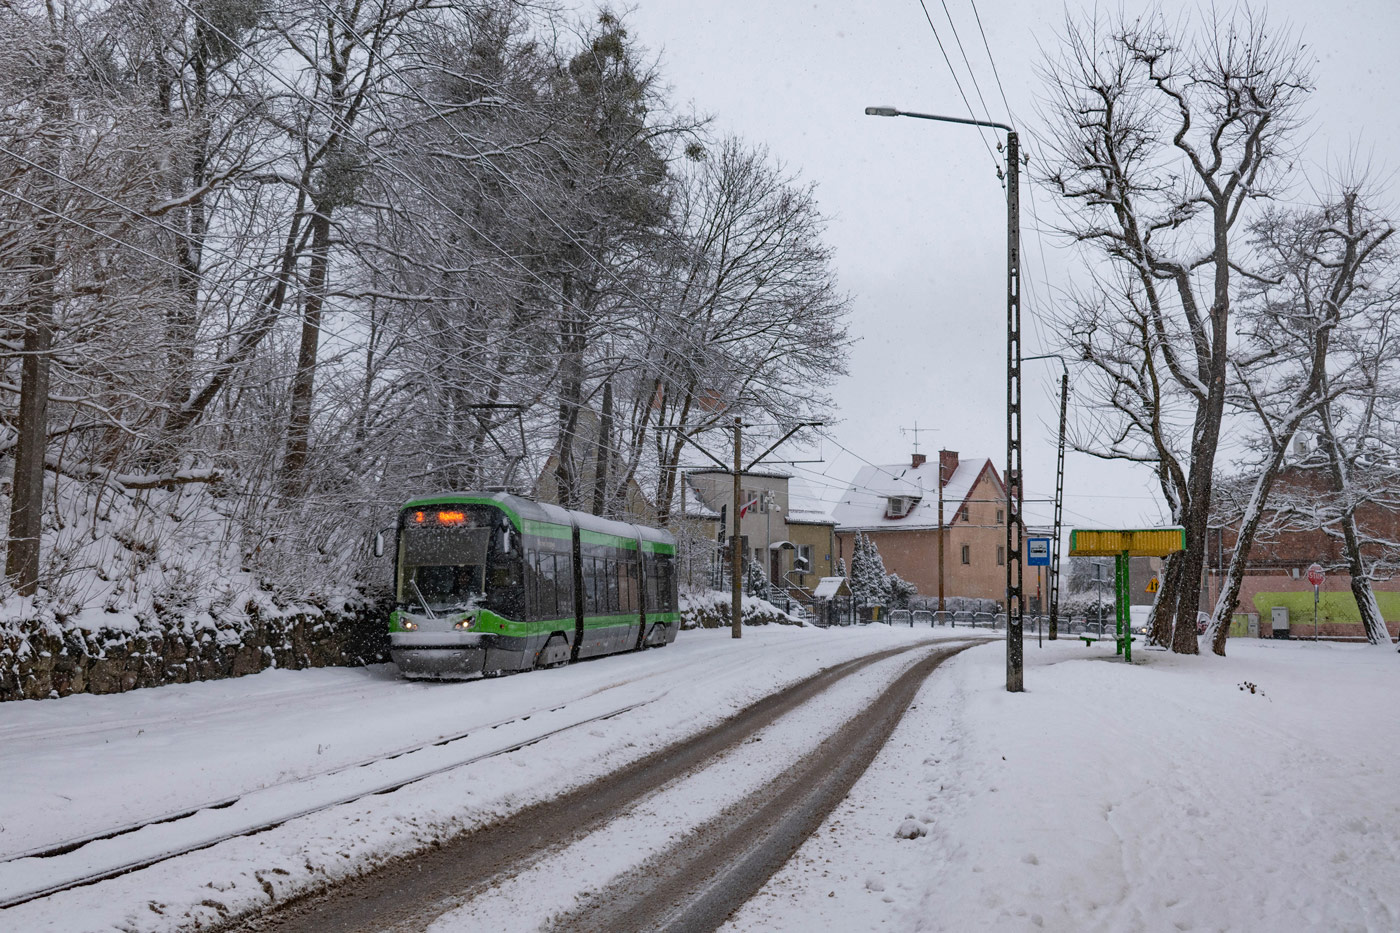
[770,549,780,590]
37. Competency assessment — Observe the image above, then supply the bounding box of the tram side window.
[644,555,659,611]
[655,555,674,613]
[582,557,598,614]
[558,554,574,616]
[622,561,638,612]
[536,553,555,618]
[607,559,621,612]
[597,557,609,614]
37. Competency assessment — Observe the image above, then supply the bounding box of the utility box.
[1247,613,1260,638]
[1270,606,1290,639]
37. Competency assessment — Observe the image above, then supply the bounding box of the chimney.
[911,452,927,469]
[939,450,959,487]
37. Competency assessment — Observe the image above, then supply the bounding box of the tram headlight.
[400,619,418,632]
[454,617,476,631]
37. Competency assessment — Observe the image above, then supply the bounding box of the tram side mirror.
[373,531,385,558]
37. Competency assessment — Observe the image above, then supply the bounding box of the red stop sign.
[1307,563,1325,586]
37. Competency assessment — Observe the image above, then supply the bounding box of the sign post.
[1307,563,1325,640]
[1027,538,1050,650]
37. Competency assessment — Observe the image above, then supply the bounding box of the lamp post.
[866,105,1025,692]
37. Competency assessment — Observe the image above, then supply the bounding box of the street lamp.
[866,104,1025,692]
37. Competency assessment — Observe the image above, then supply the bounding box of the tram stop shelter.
[1068,527,1186,661]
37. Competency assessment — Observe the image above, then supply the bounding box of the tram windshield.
[397,507,506,613]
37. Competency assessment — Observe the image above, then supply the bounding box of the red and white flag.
[739,496,761,517]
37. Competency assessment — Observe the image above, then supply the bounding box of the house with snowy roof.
[681,469,836,596]
[832,449,1021,605]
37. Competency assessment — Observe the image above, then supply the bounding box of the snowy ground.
[5,630,1397,933]
[0,623,970,932]
[726,637,1400,933]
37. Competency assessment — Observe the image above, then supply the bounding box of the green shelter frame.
[1068,528,1186,661]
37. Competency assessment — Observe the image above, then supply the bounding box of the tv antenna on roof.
[900,420,936,453]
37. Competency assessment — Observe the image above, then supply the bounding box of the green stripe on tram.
[578,529,639,549]
[523,519,572,541]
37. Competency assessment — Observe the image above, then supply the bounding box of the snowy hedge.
[680,589,807,629]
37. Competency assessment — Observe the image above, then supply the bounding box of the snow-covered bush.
[679,588,806,628]
[887,573,917,609]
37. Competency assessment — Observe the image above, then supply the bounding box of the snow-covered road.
[7,630,1394,933]
[1,624,978,932]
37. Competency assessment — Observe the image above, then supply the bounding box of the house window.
[798,544,813,574]
[997,545,1005,566]
[960,506,970,522]
[885,495,920,518]
[996,508,1004,523]
[961,544,970,565]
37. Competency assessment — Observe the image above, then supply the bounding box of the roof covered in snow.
[830,456,1003,531]
[786,477,834,525]
[681,473,721,519]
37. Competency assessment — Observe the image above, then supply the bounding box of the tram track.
[229,638,977,933]
[0,694,656,910]
[4,662,675,866]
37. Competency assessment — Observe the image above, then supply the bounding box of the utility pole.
[674,418,822,641]
[1025,356,1070,642]
[732,417,743,638]
[1049,369,1067,640]
[937,450,946,616]
[865,105,1024,691]
[1004,129,1025,692]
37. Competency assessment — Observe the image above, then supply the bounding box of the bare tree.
[1040,7,1311,652]
[1205,187,1394,652]
[638,137,850,524]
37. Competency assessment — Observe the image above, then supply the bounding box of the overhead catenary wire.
[0,143,552,404]
[303,0,708,367]
[908,0,1064,426]
[913,0,1000,170]
[165,0,716,371]
[937,0,999,130]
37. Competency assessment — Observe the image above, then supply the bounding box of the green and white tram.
[385,492,679,679]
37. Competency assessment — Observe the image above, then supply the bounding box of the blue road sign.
[1027,537,1051,567]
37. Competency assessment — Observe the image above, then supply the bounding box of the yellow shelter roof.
[1068,527,1186,557]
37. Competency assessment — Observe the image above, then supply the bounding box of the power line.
[967,0,1013,119]
[305,0,705,364]
[937,0,998,127]
[166,0,712,369]
[913,0,999,169]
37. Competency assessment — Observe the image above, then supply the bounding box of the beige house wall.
[785,522,836,590]
[836,472,1021,605]
[683,470,834,591]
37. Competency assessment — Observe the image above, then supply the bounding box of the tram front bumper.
[390,632,492,679]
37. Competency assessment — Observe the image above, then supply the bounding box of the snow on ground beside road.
[725,638,1400,933]
[0,623,973,932]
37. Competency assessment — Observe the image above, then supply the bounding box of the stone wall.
[0,602,390,701]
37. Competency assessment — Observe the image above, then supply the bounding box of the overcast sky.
[616,0,1400,530]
